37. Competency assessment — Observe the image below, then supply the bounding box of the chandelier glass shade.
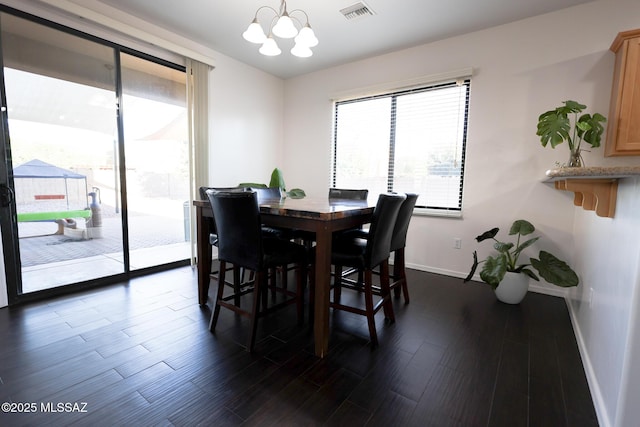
[242,0,318,58]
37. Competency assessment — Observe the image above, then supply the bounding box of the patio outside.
[18,196,192,293]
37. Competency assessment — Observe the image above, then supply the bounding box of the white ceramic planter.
[494,272,529,304]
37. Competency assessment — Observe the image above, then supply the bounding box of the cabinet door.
[606,35,640,156]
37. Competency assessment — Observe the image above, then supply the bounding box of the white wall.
[282,0,640,426]
[616,247,640,427]
[284,0,639,282]
[570,176,640,427]
[208,53,284,187]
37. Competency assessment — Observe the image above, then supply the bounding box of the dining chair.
[246,186,295,293]
[327,188,370,279]
[295,187,370,249]
[387,193,418,303]
[199,186,247,306]
[338,193,419,304]
[206,189,308,352]
[328,188,369,200]
[246,186,290,238]
[330,192,406,347]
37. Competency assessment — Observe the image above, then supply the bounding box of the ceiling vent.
[340,2,376,20]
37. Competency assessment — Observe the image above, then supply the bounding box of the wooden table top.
[194,197,375,220]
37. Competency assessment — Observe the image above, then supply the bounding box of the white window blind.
[332,79,470,212]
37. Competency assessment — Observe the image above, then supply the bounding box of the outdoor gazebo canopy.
[13,158,89,213]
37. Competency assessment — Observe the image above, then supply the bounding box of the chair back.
[390,193,419,252]
[328,188,369,200]
[249,187,283,203]
[199,186,243,200]
[365,193,406,267]
[206,190,263,271]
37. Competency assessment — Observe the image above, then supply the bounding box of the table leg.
[314,224,331,358]
[196,205,212,305]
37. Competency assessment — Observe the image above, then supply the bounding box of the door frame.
[0,29,23,304]
[0,7,190,306]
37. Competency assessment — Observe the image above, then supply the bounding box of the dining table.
[194,196,375,358]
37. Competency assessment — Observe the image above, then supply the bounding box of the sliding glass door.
[120,53,190,270]
[0,10,189,301]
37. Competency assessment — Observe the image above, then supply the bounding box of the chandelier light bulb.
[294,25,318,47]
[291,43,312,58]
[243,19,267,44]
[244,1,317,58]
[272,13,298,39]
[259,36,282,56]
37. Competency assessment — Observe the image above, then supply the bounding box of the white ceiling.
[76,0,594,79]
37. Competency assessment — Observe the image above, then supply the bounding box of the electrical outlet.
[453,238,462,249]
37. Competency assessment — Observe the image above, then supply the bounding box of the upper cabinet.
[606,28,640,156]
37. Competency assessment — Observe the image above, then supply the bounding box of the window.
[332,78,470,213]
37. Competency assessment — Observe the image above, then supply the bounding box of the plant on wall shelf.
[536,100,606,167]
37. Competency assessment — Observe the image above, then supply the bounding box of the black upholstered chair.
[330,192,406,347]
[247,186,290,239]
[338,193,419,304]
[206,189,307,352]
[199,186,243,201]
[295,188,370,248]
[328,188,369,200]
[388,193,418,303]
[327,188,370,279]
[199,186,246,305]
[249,186,283,201]
[246,186,294,291]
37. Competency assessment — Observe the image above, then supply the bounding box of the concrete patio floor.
[17,209,193,293]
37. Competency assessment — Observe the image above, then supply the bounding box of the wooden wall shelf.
[544,166,640,218]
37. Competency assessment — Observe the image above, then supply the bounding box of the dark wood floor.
[0,265,598,426]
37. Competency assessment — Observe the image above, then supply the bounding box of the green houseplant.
[240,167,306,198]
[536,100,606,167]
[464,220,578,303]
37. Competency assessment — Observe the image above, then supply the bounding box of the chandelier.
[242,0,319,58]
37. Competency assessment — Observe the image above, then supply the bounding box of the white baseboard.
[566,298,610,427]
[404,261,466,279]
[404,262,569,298]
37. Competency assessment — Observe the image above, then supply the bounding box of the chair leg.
[308,262,315,325]
[295,264,304,325]
[233,265,242,307]
[263,270,271,310]
[281,264,288,291]
[333,265,343,301]
[363,269,378,347]
[209,261,227,332]
[357,270,364,287]
[379,260,395,322]
[247,271,264,352]
[269,267,276,300]
[393,249,410,304]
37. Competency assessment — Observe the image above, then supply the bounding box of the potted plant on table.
[536,100,606,167]
[239,167,306,198]
[463,219,579,304]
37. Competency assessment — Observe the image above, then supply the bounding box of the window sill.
[413,207,462,218]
